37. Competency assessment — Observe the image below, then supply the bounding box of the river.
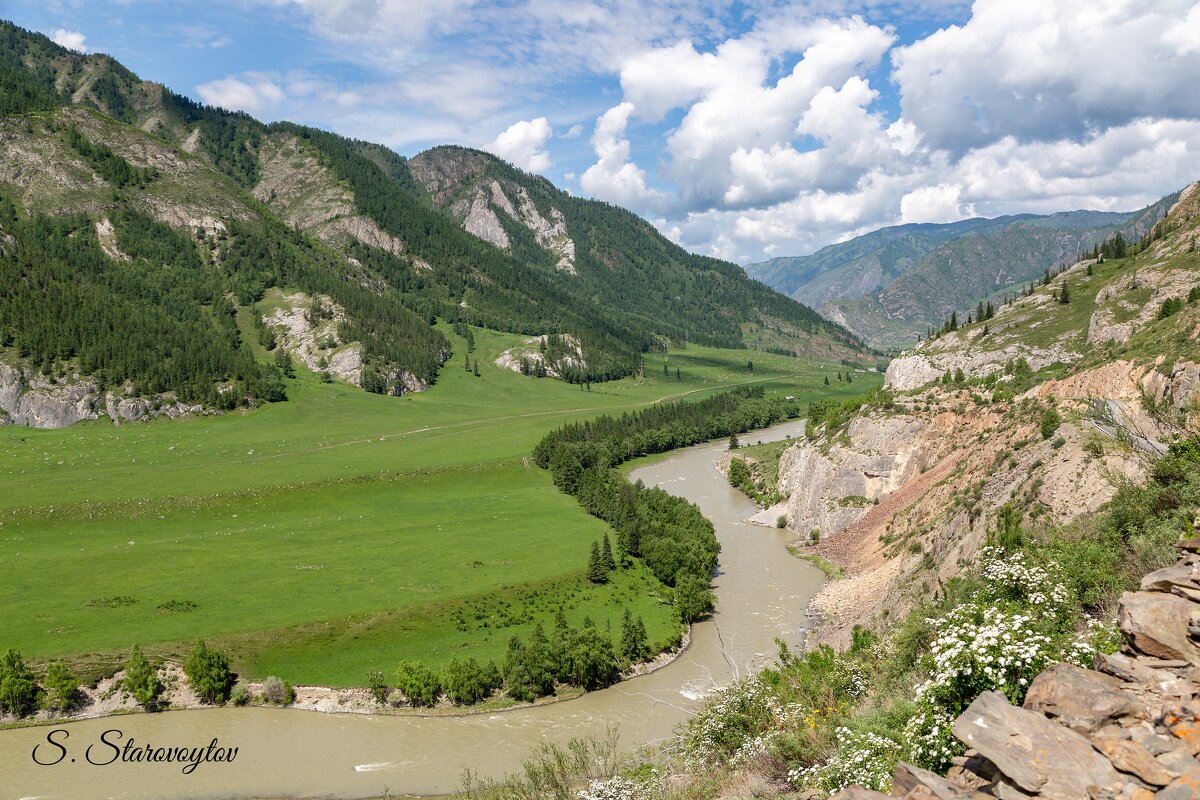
[0,419,823,800]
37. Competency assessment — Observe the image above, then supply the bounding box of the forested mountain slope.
[0,20,863,427]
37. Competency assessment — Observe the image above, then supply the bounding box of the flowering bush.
[789,727,901,794]
[903,548,1102,770]
[681,675,804,767]
[978,547,1071,615]
[577,775,659,800]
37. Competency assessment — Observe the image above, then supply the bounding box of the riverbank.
[0,626,695,730]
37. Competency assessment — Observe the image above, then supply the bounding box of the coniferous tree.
[601,534,616,572]
[950,311,958,331]
[473,359,480,376]
[1060,281,1071,304]
[587,540,607,583]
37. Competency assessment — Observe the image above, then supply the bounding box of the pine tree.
[601,534,616,572]
[985,301,994,320]
[675,366,681,380]
[976,301,985,320]
[728,433,740,450]
[663,361,669,376]
[473,359,480,376]
[823,375,830,385]
[982,323,989,336]
[1060,281,1070,304]
[950,312,958,331]
[587,540,607,583]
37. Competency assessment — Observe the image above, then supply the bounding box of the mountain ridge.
[0,19,865,427]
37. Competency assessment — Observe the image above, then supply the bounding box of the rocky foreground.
[832,539,1200,800]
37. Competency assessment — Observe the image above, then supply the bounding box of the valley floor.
[0,329,873,689]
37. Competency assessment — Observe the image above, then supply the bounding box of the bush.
[1039,406,1061,439]
[367,670,387,704]
[231,684,251,706]
[123,645,162,708]
[263,675,286,704]
[183,641,234,704]
[0,648,37,716]
[443,657,501,705]
[42,661,79,713]
[394,660,441,707]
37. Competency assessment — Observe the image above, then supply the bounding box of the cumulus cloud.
[223,0,1200,262]
[196,75,286,115]
[486,117,554,172]
[892,0,1200,154]
[580,102,667,211]
[51,28,87,52]
[900,184,973,223]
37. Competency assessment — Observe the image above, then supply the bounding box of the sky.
[6,0,1200,264]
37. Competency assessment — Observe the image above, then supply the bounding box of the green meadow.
[0,325,876,686]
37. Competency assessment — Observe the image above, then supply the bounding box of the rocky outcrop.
[756,415,932,536]
[495,334,587,378]
[0,363,204,428]
[456,186,510,249]
[885,340,1079,391]
[832,542,1200,800]
[788,389,1146,650]
[261,292,362,385]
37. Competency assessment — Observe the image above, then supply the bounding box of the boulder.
[1091,736,1174,786]
[1117,592,1200,665]
[891,763,978,798]
[1156,770,1200,800]
[1140,560,1200,593]
[828,787,889,800]
[1022,663,1144,731]
[1162,701,1200,755]
[951,691,1123,798]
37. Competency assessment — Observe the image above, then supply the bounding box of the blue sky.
[7,0,1200,264]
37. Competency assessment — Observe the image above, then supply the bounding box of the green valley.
[0,331,875,686]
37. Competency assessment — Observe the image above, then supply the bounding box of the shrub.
[443,657,501,705]
[367,670,387,703]
[231,684,251,706]
[183,641,234,704]
[792,727,901,795]
[776,514,788,529]
[0,648,37,716]
[123,645,161,708]
[394,660,441,707]
[1039,406,1061,439]
[42,661,79,713]
[263,675,286,704]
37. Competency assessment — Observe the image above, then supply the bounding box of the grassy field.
[0,323,877,686]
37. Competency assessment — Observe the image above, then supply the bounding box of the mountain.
[0,20,864,426]
[748,203,1174,349]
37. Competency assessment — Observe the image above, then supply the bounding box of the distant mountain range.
[747,203,1175,349]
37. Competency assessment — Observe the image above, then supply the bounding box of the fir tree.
[1059,281,1070,304]
[728,433,740,450]
[823,375,830,385]
[586,540,607,583]
[601,534,616,572]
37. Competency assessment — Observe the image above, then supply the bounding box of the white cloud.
[195,75,286,115]
[579,102,666,211]
[1163,2,1200,54]
[561,123,585,139]
[485,117,554,173]
[892,0,1200,154]
[51,28,87,52]
[900,183,972,223]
